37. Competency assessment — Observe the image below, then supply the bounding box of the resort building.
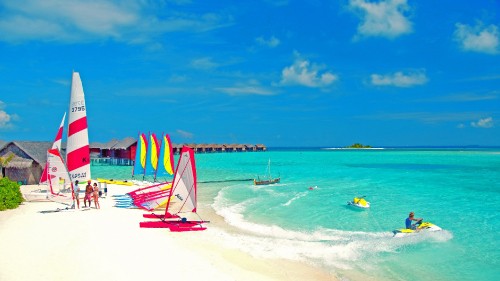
[0,141,53,184]
[89,138,267,166]
[0,139,267,183]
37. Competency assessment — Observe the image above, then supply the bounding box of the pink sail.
[128,182,172,211]
[39,112,66,185]
[66,72,91,182]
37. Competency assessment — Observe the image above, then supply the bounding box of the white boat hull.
[23,190,50,202]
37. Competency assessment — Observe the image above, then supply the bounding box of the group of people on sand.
[72,180,100,209]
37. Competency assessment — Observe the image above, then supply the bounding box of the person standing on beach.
[84,180,93,207]
[92,182,100,209]
[73,180,80,209]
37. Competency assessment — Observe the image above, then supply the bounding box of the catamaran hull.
[140,220,207,231]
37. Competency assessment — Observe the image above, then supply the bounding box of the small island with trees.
[345,143,372,148]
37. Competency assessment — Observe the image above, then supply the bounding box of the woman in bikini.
[93,183,100,209]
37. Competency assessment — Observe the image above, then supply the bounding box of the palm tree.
[0,153,14,178]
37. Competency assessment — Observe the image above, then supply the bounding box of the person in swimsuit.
[73,180,80,209]
[84,180,93,207]
[405,212,423,230]
[93,182,100,209]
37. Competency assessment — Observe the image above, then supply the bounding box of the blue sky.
[0,0,499,147]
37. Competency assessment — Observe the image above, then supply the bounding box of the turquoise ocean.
[93,148,500,281]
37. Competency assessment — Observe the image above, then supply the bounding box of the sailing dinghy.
[254,159,280,185]
[66,72,91,183]
[115,134,175,209]
[25,113,67,202]
[45,149,75,209]
[140,146,208,231]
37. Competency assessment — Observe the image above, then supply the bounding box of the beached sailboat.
[66,72,91,183]
[144,133,160,179]
[140,146,208,231]
[132,133,148,178]
[254,159,280,185]
[39,112,66,185]
[25,113,67,201]
[115,134,175,210]
[46,149,75,207]
[154,134,175,181]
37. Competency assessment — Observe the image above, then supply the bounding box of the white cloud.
[0,110,11,128]
[256,36,280,48]
[471,117,494,128]
[177,129,193,139]
[216,86,274,96]
[280,55,337,88]
[191,57,219,70]
[0,101,14,128]
[349,0,412,39]
[454,22,499,54]
[371,70,428,87]
[0,0,231,44]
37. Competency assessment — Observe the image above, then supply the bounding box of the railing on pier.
[91,157,133,166]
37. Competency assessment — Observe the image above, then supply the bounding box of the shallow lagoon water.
[93,148,500,281]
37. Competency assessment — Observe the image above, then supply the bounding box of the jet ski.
[392,220,442,237]
[347,196,370,209]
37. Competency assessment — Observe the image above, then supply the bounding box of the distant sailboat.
[66,72,91,182]
[254,159,280,185]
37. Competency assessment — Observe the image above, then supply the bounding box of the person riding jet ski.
[406,211,423,230]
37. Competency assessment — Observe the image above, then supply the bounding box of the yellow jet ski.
[347,196,370,209]
[392,220,442,237]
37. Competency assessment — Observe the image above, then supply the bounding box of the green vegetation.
[0,177,24,211]
[346,143,372,148]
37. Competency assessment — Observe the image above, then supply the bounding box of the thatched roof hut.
[0,141,52,184]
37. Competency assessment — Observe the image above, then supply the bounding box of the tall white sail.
[166,146,197,215]
[66,72,91,182]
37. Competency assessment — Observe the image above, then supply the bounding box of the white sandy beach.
[0,184,336,281]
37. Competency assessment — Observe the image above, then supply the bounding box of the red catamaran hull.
[140,220,207,231]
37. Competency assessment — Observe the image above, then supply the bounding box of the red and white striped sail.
[39,112,66,185]
[66,72,91,182]
[165,146,197,215]
[140,146,207,231]
[47,149,74,206]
